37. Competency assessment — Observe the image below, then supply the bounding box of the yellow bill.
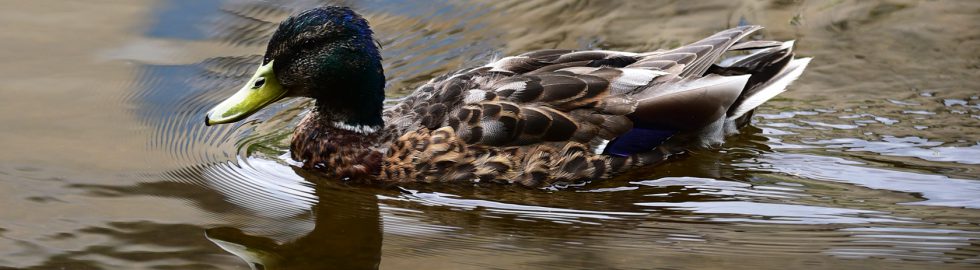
[205,61,286,126]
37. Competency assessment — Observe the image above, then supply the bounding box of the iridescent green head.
[206,6,385,127]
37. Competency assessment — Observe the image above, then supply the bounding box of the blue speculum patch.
[603,127,676,156]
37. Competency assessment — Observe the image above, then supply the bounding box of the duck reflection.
[207,173,384,270]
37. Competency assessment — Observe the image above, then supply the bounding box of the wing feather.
[383,25,798,154]
[629,25,763,77]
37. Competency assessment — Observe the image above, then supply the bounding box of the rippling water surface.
[1,0,978,269]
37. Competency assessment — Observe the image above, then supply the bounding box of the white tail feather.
[727,57,812,120]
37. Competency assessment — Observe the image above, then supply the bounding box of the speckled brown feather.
[291,111,384,180]
[378,126,670,187]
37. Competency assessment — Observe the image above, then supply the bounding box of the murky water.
[1,0,979,269]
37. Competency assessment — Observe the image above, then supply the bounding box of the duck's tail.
[712,40,812,134]
[603,27,811,155]
[669,39,811,148]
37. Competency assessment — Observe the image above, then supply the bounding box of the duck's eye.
[253,77,266,88]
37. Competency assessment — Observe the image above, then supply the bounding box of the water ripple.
[637,201,912,225]
[743,153,980,209]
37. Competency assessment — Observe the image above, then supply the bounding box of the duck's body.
[206,7,810,188]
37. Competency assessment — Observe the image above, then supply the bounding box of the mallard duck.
[205,6,810,187]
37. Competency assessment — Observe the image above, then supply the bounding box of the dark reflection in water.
[208,176,383,270]
[1,0,979,269]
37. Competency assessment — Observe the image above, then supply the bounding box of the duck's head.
[206,6,385,127]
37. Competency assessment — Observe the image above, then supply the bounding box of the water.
[1,0,978,269]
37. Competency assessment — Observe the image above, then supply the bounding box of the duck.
[204,6,811,188]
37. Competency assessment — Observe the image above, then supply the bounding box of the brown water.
[1,0,979,269]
